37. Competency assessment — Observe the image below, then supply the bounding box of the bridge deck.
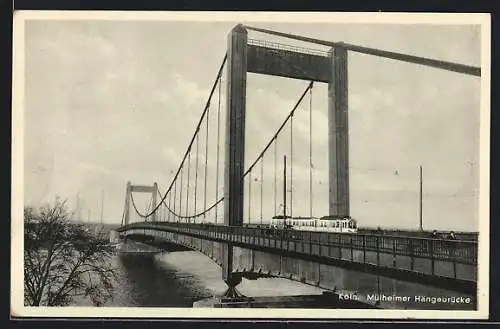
[118,221,477,294]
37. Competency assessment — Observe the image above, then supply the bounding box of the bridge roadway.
[117,221,477,309]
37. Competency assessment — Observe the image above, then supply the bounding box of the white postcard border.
[11,10,491,320]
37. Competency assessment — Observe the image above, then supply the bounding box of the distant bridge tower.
[123,181,158,225]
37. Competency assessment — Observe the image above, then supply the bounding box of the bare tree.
[24,198,119,306]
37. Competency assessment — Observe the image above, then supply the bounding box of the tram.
[267,155,358,234]
[269,216,358,233]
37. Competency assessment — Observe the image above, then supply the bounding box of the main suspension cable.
[157,185,224,219]
[133,54,227,218]
[243,81,313,178]
[137,70,313,222]
[130,193,153,222]
[244,25,481,77]
[239,82,313,224]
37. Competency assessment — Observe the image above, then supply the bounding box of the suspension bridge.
[115,24,480,309]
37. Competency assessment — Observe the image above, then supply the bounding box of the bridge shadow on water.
[114,248,374,309]
[117,252,373,309]
[116,252,214,307]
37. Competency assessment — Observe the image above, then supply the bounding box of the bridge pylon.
[222,23,352,293]
[123,181,158,225]
[222,23,247,293]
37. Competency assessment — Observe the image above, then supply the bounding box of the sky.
[21,16,483,231]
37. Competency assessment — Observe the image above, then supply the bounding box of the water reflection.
[91,250,325,307]
[109,252,212,307]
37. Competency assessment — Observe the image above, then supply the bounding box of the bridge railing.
[358,227,478,239]
[247,38,330,57]
[118,221,477,279]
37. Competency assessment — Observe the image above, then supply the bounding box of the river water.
[71,239,475,310]
[78,251,325,307]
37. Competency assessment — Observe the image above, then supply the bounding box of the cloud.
[22,20,481,232]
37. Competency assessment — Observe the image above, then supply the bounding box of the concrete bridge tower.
[223,23,350,295]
